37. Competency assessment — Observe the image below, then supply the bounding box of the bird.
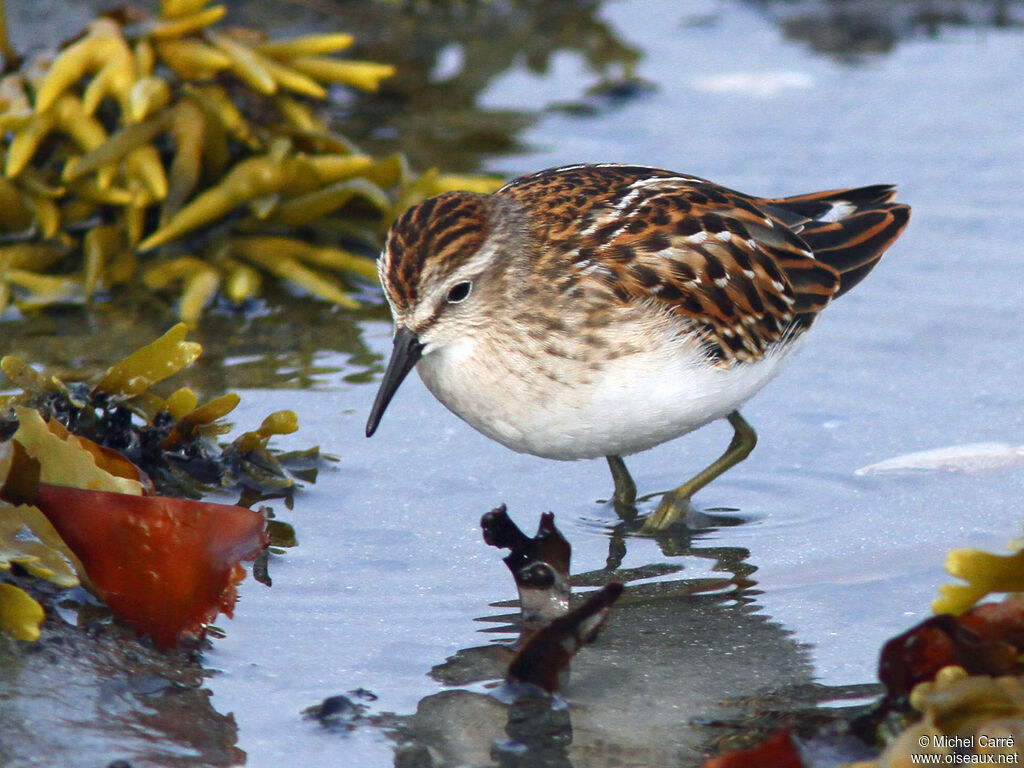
[365,163,910,530]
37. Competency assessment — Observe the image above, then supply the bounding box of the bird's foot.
[640,490,695,532]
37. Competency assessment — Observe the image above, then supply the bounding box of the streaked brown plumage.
[368,163,910,528]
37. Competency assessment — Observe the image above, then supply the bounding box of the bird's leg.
[641,411,757,532]
[606,454,637,508]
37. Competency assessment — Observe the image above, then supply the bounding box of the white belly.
[416,333,797,460]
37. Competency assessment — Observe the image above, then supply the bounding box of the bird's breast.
[415,328,796,460]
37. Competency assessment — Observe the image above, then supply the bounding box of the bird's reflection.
[370,507,876,767]
[598,495,755,576]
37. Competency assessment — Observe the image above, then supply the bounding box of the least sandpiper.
[365,164,910,529]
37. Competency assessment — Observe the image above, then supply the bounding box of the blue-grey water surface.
[205,2,1024,765]
[4,1,1024,766]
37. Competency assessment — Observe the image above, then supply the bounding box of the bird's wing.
[502,168,839,364]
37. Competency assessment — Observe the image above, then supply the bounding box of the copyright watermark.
[909,733,1020,764]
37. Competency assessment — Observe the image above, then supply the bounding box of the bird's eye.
[446,281,472,303]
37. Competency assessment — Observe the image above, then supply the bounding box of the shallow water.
[3,1,1024,766]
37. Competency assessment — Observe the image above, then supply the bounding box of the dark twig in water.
[481,504,623,693]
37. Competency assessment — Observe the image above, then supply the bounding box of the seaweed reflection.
[0,588,244,768]
[748,0,1022,59]
[0,294,383,395]
[367,508,836,767]
[228,0,643,173]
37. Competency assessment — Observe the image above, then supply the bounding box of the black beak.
[365,327,424,437]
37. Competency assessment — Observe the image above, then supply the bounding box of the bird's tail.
[762,185,911,297]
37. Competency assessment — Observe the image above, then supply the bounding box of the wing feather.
[498,165,909,365]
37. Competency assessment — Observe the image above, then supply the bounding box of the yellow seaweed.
[12,406,144,494]
[94,322,201,398]
[210,32,276,94]
[0,0,498,320]
[138,153,328,250]
[162,386,199,420]
[179,392,240,425]
[142,256,209,289]
[0,490,79,589]
[224,262,261,303]
[0,242,68,271]
[34,19,129,112]
[80,49,135,116]
[178,265,220,323]
[0,582,45,641]
[4,270,81,305]
[231,236,378,282]
[5,108,55,178]
[0,320,313,642]
[0,356,57,395]
[273,93,325,132]
[160,391,241,445]
[155,38,232,78]
[231,410,298,452]
[233,244,359,308]
[256,53,327,99]
[256,33,354,59]
[82,224,121,297]
[288,57,396,92]
[134,39,155,78]
[0,176,34,230]
[129,76,172,122]
[150,5,227,39]
[254,177,390,227]
[934,545,1024,615]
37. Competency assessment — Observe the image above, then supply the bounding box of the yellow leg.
[640,411,757,532]
[606,454,637,507]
